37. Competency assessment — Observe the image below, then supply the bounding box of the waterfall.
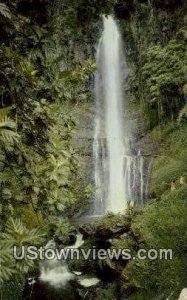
[93,15,152,215]
[93,15,127,214]
[39,234,84,288]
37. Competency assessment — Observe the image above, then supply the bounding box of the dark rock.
[79,224,96,239]
[22,279,80,300]
[95,223,130,239]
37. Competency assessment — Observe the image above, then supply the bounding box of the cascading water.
[93,15,127,214]
[93,15,152,215]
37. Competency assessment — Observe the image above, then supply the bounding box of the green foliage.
[178,104,187,124]
[84,183,95,199]
[0,218,45,283]
[133,187,187,249]
[0,0,94,287]
[123,1,187,128]
[49,0,115,32]
[46,216,77,244]
[96,283,117,300]
[0,108,19,149]
[140,40,186,126]
[151,124,187,196]
[2,217,45,246]
[0,1,186,299]
[0,2,11,19]
[95,213,131,230]
[15,204,43,229]
[1,277,25,300]
[123,187,187,299]
[0,239,16,282]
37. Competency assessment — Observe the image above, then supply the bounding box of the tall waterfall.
[93,15,126,214]
[93,15,152,215]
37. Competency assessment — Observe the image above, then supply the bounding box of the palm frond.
[0,218,46,283]
[0,129,19,144]
[3,217,45,246]
[0,2,11,19]
[0,108,20,147]
[0,240,16,283]
[0,116,16,129]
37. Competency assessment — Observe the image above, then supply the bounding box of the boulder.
[178,289,187,300]
[95,222,130,239]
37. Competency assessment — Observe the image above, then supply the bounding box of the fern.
[2,218,45,246]
[0,240,16,283]
[0,108,20,148]
[0,218,46,283]
[0,2,11,19]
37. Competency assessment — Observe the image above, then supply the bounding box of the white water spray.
[93,15,152,214]
[39,234,84,288]
[94,15,127,214]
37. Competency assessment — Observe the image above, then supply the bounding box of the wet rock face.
[95,222,130,239]
[71,102,94,156]
[79,215,131,240]
[151,0,184,10]
[114,1,135,20]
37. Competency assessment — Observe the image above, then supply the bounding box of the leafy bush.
[151,124,187,196]
[140,40,186,126]
[123,187,187,299]
[0,218,45,283]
